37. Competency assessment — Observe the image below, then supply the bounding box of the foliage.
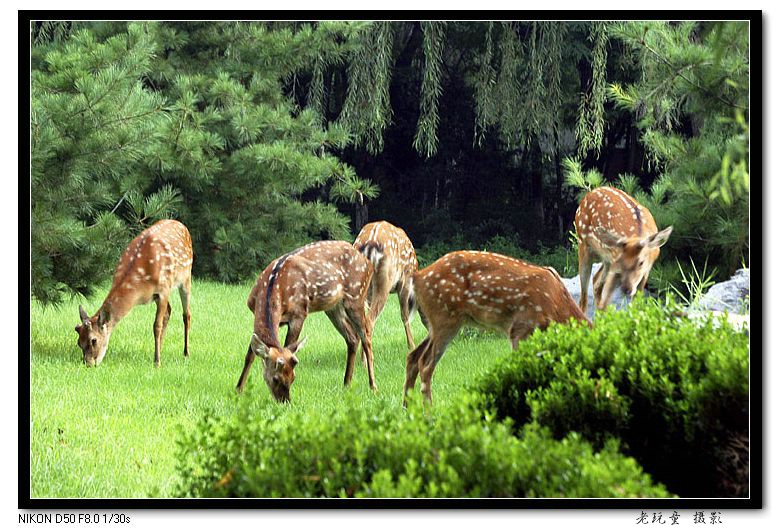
[31,22,375,301]
[416,233,578,277]
[576,21,608,157]
[562,156,605,198]
[31,279,431,497]
[31,24,168,303]
[30,20,750,303]
[176,392,670,498]
[471,22,567,150]
[605,21,749,274]
[669,257,718,307]
[413,22,446,158]
[474,297,749,497]
[338,22,396,154]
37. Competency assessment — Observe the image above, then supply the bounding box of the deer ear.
[78,305,90,323]
[251,333,271,359]
[647,226,673,249]
[289,336,307,354]
[74,325,81,333]
[97,308,111,327]
[594,226,626,248]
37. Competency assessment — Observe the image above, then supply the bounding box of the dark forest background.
[30,20,750,304]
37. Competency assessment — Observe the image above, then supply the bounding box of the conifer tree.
[31,21,376,299]
[606,21,749,273]
[140,21,372,281]
[31,23,172,304]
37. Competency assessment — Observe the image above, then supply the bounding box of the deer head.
[250,332,306,403]
[594,225,673,297]
[74,304,113,367]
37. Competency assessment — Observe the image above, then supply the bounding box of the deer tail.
[358,241,384,273]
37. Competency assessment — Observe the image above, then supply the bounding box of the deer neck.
[255,292,283,349]
[98,290,135,331]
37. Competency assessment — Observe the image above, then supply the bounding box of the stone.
[696,268,750,313]
[561,264,630,320]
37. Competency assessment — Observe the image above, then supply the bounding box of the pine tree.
[141,21,373,281]
[31,21,376,300]
[31,23,173,304]
[606,21,749,274]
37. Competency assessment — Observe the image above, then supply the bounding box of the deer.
[403,250,589,404]
[235,240,376,402]
[74,219,193,367]
[354,221,421,350]
[575,186,673,313]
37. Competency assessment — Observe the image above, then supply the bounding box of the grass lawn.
[29,279,507,498]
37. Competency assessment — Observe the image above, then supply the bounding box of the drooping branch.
[413,21,446,158]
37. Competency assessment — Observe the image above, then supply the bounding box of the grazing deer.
[74,219,193,367]
[575,187,673,313]
[403,251,588,404]
[354,221,420,350]
[236,240,376,402]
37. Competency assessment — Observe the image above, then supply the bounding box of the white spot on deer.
[535,305,543,312]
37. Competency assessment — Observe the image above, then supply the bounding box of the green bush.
[175,393,670,498]
[473,296,749,497]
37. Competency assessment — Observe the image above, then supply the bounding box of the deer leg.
[367,275,391,328]
[510,319,534,350]
[578,244,593,313]
[325,306,360,386]
[596,270,621,310]
[398,278,416,350]
[408,308,460,404]
[593,262,609,306]
[418,328,458,405]
[637,271,650,293]
[179,277,192,358]
[236,344,255,393]
[343,301,377,391]
[361,274,391,364]
[284,315,306,347]
[403,336,431,406]
[417,306,430,331]
[153,296,170,368]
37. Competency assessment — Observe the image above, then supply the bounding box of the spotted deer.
[403,251,588,404]
[74,219,193,367]
[354,221,421,350]
[236,240,376,402]
[575,187,673,313]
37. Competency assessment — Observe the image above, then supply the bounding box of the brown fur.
[575,187,672,312]
[236,240,376,401]
[74,219,193,367]
[354,221,420,350]
[403,251,589,404]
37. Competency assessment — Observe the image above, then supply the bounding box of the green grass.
[30,279,508,498]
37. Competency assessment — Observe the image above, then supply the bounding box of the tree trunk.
[554,142,564,240]
[531,169,545,229]
[356,201,368,232]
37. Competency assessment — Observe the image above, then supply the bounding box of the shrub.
[416,234,578,277]
[175,393,670,498]
[473,296,749,497]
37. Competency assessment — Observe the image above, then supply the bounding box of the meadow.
[29,280,506,498]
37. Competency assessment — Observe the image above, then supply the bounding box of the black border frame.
[19,9,763,510]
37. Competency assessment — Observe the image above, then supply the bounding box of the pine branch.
[638,36,747,111]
